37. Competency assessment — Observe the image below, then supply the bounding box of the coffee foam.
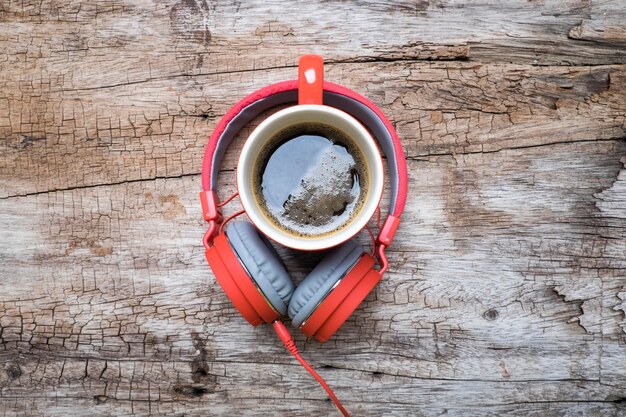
[252,122,370,238]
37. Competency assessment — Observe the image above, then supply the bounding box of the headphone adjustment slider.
[377,215,400,247]
[200,190,223,223]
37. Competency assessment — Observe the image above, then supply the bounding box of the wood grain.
[1,1,625,416]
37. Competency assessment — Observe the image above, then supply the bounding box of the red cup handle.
[298,55,324,105]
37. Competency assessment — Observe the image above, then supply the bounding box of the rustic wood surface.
[1,1,625,416]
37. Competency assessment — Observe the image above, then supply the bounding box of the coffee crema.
[252,122,369,238]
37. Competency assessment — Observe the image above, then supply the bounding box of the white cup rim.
[237,105,384,251]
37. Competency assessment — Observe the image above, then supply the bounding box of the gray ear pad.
[288,240,365,327]
[226,222,295,315]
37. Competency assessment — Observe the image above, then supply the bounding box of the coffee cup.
[237,55,384,251]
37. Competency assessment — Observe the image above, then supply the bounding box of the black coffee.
[252,123,369,237]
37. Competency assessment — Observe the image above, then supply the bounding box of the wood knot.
[483,308,499,321]
[190,331,218,391]
[173,383,210,397]
[6,364,21,379]
[170,0,212,45]
[94,395,108,404]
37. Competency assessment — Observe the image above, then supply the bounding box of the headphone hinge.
[376,244,389,275]
[202,220,218,250]
[200,190,222,249]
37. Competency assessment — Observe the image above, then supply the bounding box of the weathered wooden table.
[1,1,625,416]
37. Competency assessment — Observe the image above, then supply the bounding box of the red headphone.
[199,57,408,415]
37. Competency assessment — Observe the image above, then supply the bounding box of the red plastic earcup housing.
[205,233,280,325]
[300,254,382,342]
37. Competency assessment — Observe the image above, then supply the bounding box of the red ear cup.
[205,233,280,325]
[300,254,382,342]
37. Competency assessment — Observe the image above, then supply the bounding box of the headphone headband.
[201,80,408,218]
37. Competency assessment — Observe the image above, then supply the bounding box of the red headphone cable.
[272,321,350,417]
